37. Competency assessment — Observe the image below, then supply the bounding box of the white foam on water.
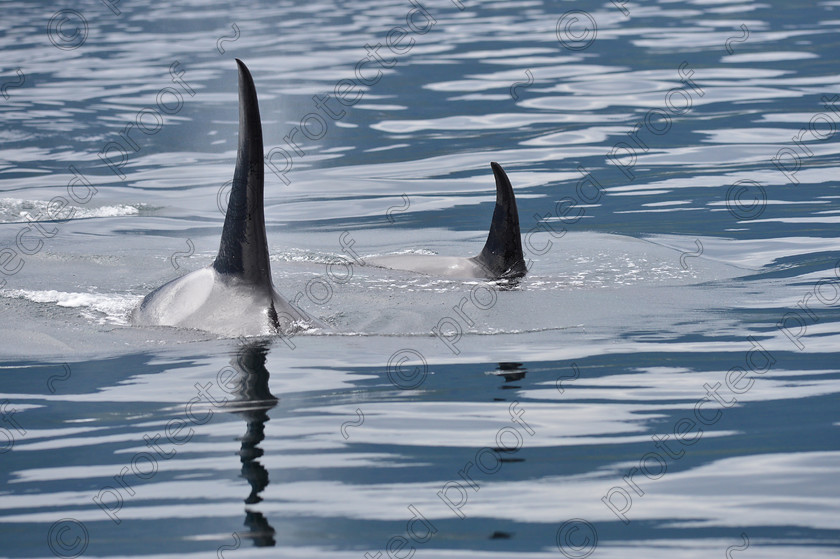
[0,197,146,223]
[2,288,142,325]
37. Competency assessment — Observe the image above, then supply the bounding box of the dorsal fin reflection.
[224,340,278,547]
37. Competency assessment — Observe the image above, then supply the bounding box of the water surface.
[1,0,839,557]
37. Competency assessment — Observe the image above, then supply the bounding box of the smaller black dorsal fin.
[473,162,527,279]
[213,59,273,287]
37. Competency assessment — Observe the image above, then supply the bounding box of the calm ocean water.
[1,0,839,557]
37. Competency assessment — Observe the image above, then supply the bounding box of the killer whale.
[133,60,526,337]
[368,162,528,280]
[132,59,315,337]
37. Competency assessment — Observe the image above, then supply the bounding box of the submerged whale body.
[132,60,313,337]
[368,162,528,280]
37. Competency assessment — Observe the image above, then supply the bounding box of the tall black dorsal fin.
[473,162,527,279]
[213,59,272,287]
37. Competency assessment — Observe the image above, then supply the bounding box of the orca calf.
[368,162,528,280]
[132,59,314,337]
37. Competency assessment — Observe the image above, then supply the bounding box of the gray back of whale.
[369,162,528,280]
[132,60,312,337]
